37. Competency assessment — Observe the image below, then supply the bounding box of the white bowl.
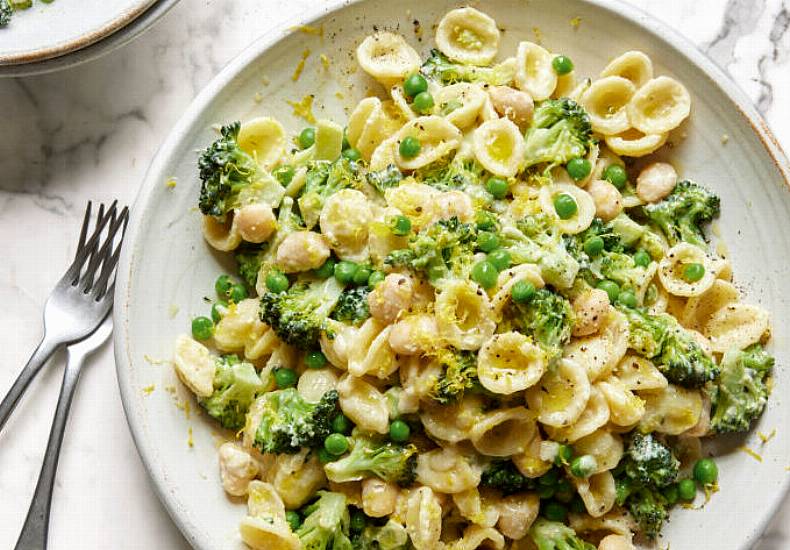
[115,1,790,548]
[0,0,180,76]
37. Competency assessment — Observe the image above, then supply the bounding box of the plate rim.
[113,1,790,549]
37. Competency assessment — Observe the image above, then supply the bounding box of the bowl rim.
[114,1,790,548]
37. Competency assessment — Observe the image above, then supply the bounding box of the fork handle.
[0,337,60,434]
[15,348,85,550]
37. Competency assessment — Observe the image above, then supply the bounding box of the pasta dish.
[171,7,774,549]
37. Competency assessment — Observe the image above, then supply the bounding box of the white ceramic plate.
[0,0,170,68]
[115,1,790,549]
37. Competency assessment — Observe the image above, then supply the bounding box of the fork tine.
[91,209,129,300]
[84,206,129,297]
[66,202,117,286]
[74,202,92,262]
[79,206,118,293]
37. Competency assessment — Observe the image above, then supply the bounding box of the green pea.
[314,258,336,279]
[603,164,628,190]
[512,280,536,303]
[191,316,213,341]
[389,420,411,442]
[554,480,575,503]
[477,231,500,253]
[583,236,605,256]
[476,211,497,231]
[486,176,509,199]
[403,72,428,97]
[542,501,568,522]
[538,469,560,487]
[390,215,412,236]
[215,274,233,297]
[317,447,334,463]
[353,267,372,286]
[537,486,556,500]
[570,495,586,513]
[332,414,352,435]
[552,55,574,75]
[412,91,435,113]
[488,249,511,271]
[596,279,620,303]
[678,478,697,501]
[211,301,228,323]
[273,164,295,185]
[324,433,349,456]
[368,271,386,288]
[274,367,298,389]
[350,510,367,533]
[683,262,706,282]
[305,350,327,369]
[566,158,591,181]
[618,289,638,308]
[663,484,679,505]
[334,261,359,284]
[555,444,574,465]
[342,132,351,151]
[570,455,598,478]
[228,283,248,303]
[471,260,498,289]
[342,147,362,161]
[265,270,290,293]
[285,510,301,531]
[634,249,651,267]
[553,193,578,219]
[693,458,718,486]
[399,136,421,158]
[298,127,316,149]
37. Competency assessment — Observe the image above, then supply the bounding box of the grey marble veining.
[0,1,788,548]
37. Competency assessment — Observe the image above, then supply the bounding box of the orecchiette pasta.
[405,487,443,550]
[347,97,398,160]
[580,76,636,136]
[435,7,500,66]
[356,31,421,87]
[573,430,624,474]
[658,242,716,297]
[477,332,545,394]
[296,367,339,403]
[473,118,526,178]
[704,303,770,353]
[337,373,390,434]
[416,446,481,494]
[600,51,654,89]
[539,183,596,234]
[496,492,540,539]
[680,279,739,331]
[613,354,668,392]
[237,117,287,169]
[435,83,488,129]
[319,188,372,262]
[202,213,242,251]
[435,279,497,350]
[574,471,617,518]
[515,41,557,101]
[627,76,691,134]
[469,407,538,456]
[173,335,216,397]
[218,442,260,496]
[394,115,463,170]
[213,298,276,359]
[545,385,610,443]
[453,488,500,528]
[604,128,668,157]
[526,358,591,428]
[420,394,485,444]
[597,377,646,426]
[384,181,440,229]
[268,449,327,509]
[453,525,505,550]
[640,384,703,435]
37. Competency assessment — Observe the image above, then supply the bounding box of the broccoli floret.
[529,518,596,550]
[421,48,515,85]
[252,388,339,454]
[627,486,669,539]
[259,277,345,350]
[325,434,418,486]
[618,306,719,387]
[625,433,680,488]
[0,0,12,27]
[643,180,720,248]
[523,99,594,169]
[199,355,265,430]
[351,519,409,550]
[711,344,775,433]
[500,288,574,363]
[234,247,266,288]
[198,122,284,219]
[481,460,535,495]
[415,158,485,191]
[331,286,371,324]
[296,491,353,550]
[385,217,477,283]
[367,164,403,194]
[298,158,361,227]
[429,347,480,404]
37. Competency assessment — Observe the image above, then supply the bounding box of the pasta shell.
[237,117,286,169]
[515,41,557,101]
[581,76,636,135]
[604,128,667,157]
[173,335,216,398]
[356,31,421,87]
[470,407,538,457]
[526,358,591,428]
[473,118,526,177]
[478,332,545,394]
[704,303,770,353]
[435,7,500,66]
[627,76,691,134]
[538,183,596,234]
[394,115,463,170]
[658,243,716,297]
[600,51,654,89]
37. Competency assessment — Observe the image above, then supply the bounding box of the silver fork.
[15,315,114,550]
[0,201,129,433]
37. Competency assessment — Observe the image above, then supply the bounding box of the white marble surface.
[0,0,788,548]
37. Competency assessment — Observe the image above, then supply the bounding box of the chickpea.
[235,203,276,243]
[432,190,475,224]
[572,288,610,337]
[488,85,535,128]
[587,179,623,221]
[361,478,400,518]
[636,162,677,203]
[275,231,330,273]
[598,534,636,550]
[389,314,439,355]
[218,442,259,496]
[368,273,414,324]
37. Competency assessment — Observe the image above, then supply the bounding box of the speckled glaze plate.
[115,1,790,549]
[0,0,178,74]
